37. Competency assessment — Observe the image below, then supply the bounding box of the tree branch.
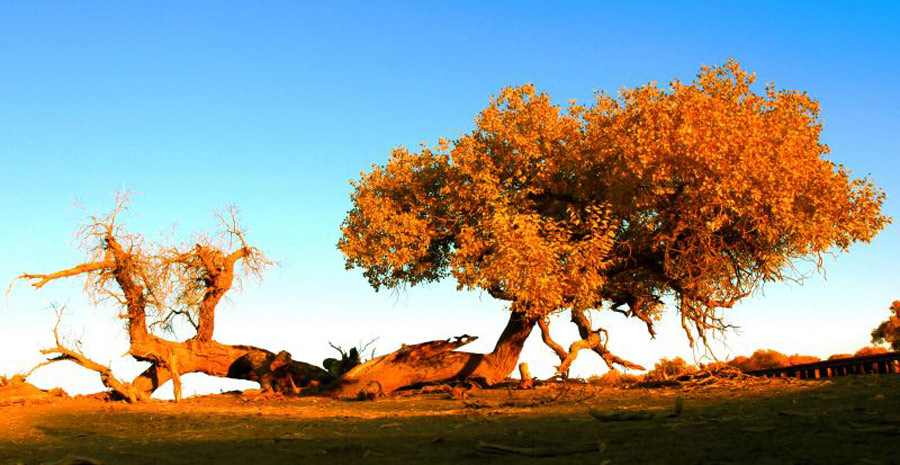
[20,261,115,289]
[537,318,568,363]
[29,307,144,402]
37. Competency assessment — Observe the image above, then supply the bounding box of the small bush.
[587,369,639,386]
[827,353,853,360]
[746,350,790,370]
[727,350,817,372]
[727,356,752,372]
[644,357,697,381]
[788,355,820,365]
[855,346,888,357]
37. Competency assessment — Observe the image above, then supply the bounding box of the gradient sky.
[1,2,898,397]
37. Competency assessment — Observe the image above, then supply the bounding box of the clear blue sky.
[1,2,898,396]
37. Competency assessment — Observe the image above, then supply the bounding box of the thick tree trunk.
[127,335,333,397]
[330,312,537,398]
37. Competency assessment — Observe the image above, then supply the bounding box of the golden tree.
[338,60,888,393]
[872,301,900,351]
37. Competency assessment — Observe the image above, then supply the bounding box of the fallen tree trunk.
[330,312,537,398]
[128,336,333,398]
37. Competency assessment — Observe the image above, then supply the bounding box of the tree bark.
[330,311,537,398]
[127,336,333,397]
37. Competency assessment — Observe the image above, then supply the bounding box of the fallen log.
[329,312,537,398]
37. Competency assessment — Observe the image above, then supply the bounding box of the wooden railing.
[747,351,900,379]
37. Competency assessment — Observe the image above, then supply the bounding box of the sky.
[1,2,898,398]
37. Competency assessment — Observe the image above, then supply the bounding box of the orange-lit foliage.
[743,350,788,371]
[726,356,752,372]
[700,357,732,372]
[855,346,889,357]
[828,353,853,361]
[587,369,640,386]
[340,60,889,369]
[872,301,900,351]
[788,355,821,365]
[728,350,820,372]
[645,357,697,381]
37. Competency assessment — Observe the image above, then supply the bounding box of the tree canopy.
[872,301,900,351]
[340,60,889,371]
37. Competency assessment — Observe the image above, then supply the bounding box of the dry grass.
[1,375,899,464]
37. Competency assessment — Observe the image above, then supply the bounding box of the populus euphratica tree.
[872,301,900,351]
[20,195,333,401]
[337,60,889,394]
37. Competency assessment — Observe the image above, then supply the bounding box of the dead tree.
[20,196,331,399]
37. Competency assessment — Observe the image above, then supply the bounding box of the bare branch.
[19,261,115,289]
[537,318,568,362]
[27,305,144,402]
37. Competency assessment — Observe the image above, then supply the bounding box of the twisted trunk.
[331,311,537,398]
[127,334,332,398]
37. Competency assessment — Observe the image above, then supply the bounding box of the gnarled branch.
[19,261,115,289]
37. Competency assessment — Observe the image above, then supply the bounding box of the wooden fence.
[747,351,900,379]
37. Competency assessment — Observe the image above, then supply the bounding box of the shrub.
[644,357,697,381]
[788,355,820,365]
[855,346,888,357]
[745,349,790,371]
[727,356,753,372]
[587,369,639,386]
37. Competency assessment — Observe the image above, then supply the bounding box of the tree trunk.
[330,311,537,398]
[127,335,333,397]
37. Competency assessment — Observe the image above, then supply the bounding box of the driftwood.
[477,440,606,457]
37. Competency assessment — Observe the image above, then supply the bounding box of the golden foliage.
[587,369,639,386]
[871,301,900,351]
[788,354,820,365]
[340,60,889,345]
[855,346,889,357]
[728,349,820,372]
[644,357,697,381]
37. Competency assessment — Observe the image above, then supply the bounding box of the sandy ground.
[1,375,898,465]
